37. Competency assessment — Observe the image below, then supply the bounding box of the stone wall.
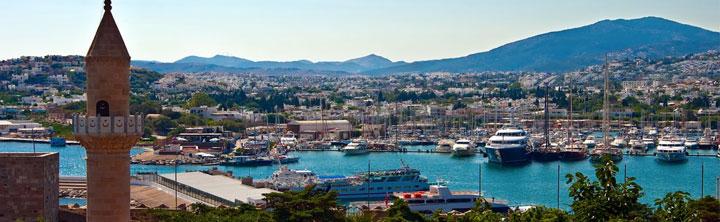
[0,152,59,222]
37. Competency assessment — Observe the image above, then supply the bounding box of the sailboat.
[590,56,623,163]
[559,83,587,161]
[532,85,560,161]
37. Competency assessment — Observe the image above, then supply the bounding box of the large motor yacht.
[485,125,531,164]
[656,134,687,162]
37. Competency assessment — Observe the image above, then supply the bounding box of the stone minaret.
[73,1,142,221]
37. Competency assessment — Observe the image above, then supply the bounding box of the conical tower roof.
[86,0,130,58]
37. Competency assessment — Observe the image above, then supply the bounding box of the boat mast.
[544,85,550,150]
[603,54,611,149]
[568,81,573,148]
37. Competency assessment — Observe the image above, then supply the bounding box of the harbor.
[2,141,718,209]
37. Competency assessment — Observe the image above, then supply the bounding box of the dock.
[148,171,279,207]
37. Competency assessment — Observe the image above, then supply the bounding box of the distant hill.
[132,54,406,74]
[368,16,720,74]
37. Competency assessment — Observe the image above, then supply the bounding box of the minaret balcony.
[72,115,144,136]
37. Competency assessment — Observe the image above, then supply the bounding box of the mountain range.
[131,16,720,75]
[132,54,406,74]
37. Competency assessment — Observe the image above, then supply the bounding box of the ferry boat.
[451,139,476,157]
[485,125,531,164]
[342,140,370,155]
[268,165,318,191]
[582,135,597,149]
[434,139,454,153]
[393,185,509,213]
[315,164,430,200]
[656,135,687,162]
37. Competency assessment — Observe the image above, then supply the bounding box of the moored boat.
[656,134,687,162]
[485,125,531,165]
[451,139,476,157]
[392,185,509,213]
[434,139,454,153]
[342,140,370,155]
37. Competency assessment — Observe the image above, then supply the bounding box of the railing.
[72,115,143,136]
[136,172,236,207]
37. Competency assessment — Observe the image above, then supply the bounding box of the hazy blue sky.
[2,0,718,62]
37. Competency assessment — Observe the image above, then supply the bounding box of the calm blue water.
[1,142,718,209]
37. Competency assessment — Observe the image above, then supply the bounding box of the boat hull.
[559,151,587,161]
[697,143,715,150]
[531,151,560,162]
[344,149,370,155]
[589,153,622,163]
[452,149,475,157]
[486,147,529,164]
[656,152,687,162]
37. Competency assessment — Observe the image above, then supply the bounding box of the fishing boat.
[392,185,509,213]
[451,139,476,157]
[315,163,430,200]
[656,134,687,162]
[342,140,370,155]
[485,124,531,164]
[434,139,454,153]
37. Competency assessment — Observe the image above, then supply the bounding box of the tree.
[506,206,570,222]
[688,196,720,221]
[653,191,697,221]
[263,185,345,222]
[565,156,650,221]
[186,92,217,108]
[147,203,273,221]
[383,199,427,222]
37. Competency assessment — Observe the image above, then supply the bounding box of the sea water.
[1,142,718,208]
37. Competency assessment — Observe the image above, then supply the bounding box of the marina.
[2,141,718,209]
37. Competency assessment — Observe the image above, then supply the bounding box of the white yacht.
[451,139,476,157]
[582,135,597,149]
[642,137,656,150]
[393,185,508,213]
[698,128,715,149]
[656,135,687,162]
[684,138,699,149]
[268,165,318,191]
[485,125,531,164]
[611,136,627,149]
[435,139,454,153]
[342,140,370,155]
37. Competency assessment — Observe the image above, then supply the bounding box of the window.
[407,199,425,204]
[447,198,472,203]
[96,100,109,116]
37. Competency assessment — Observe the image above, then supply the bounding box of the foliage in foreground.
[148,156,720,222]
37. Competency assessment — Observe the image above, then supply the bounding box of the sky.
[1,0,719,63]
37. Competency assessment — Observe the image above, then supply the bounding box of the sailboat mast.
[603,55,611,149]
